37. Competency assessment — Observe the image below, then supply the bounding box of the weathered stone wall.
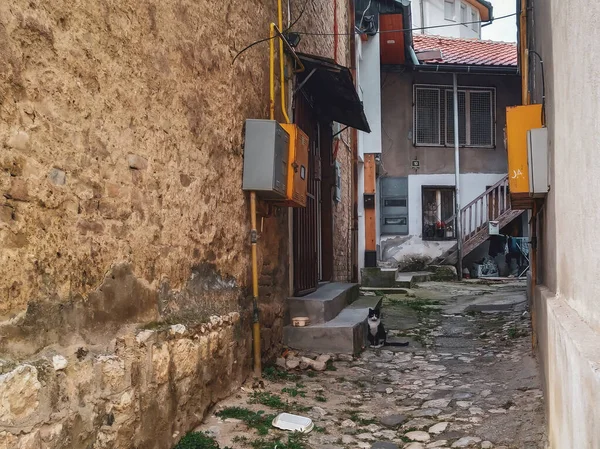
[0,0,356,447]
[0,314,247,449]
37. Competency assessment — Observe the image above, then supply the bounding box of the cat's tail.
[385,341,409,347]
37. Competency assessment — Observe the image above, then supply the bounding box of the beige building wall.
[530,0,600,447]
[0,0,356,447]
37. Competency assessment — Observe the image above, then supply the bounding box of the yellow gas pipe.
[251,4,289,378]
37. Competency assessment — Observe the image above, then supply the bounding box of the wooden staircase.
[439,175,524,265]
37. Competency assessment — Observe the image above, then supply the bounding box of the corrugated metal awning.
[295,53,371,133]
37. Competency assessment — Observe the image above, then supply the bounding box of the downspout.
[453,74,463,280]
[419,0,425,34]
[520,0,529,105]
[278,0,290,124]
[334,0,339,63]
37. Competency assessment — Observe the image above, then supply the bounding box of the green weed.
[215,407,275,436]
[173,432,231,449]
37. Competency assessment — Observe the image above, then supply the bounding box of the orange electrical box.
[505,104,543,209]
[277,123,309,207]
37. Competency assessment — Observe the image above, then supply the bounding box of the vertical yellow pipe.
[277,0,290,124]
[269,23,276,120]
[250,192,261,377]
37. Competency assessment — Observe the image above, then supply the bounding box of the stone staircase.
[283,283,381,355]
[439,175,525,265]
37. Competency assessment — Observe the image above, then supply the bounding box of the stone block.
[127,154,148,170]
[0,365,41,425]
[152,344,170,384]
[170,339,199,380]
[6,131,30,151]
[48,168,66,185]
[5,179,29,201]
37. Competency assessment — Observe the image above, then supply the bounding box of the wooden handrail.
[445,175,509,226]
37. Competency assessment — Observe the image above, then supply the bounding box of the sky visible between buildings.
[482,0,517,42]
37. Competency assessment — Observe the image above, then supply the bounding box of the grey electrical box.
[527,127,549,197]
[242,119,289,199]
[381,177,408,235]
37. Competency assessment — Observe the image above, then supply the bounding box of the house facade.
[379,35,522,270]
[411,0,492,39]
[0,1,366,447]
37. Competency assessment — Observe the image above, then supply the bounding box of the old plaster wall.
[0,0,361,447]
[531,0,600,447]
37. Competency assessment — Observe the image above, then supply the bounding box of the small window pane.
[471,10,477,30]
[415,88,440,145]
[461,3,467,24]
[470,91,493,146]
[384,199,407,207]
[444,0,455,20]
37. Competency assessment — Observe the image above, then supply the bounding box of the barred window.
[414,85,495,147]
[414,87,441,145]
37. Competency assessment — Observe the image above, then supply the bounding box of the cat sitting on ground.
[367,308,409,349]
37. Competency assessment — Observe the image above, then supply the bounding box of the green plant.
[263,366,300,382]
[306,371,317,378]
[216,407,275,435]
[249,392,286,409]
[315,394,327,402]
[249,432,307,449]
[282,387,306,398]
[325,360,337,371]
[173,432,231,449]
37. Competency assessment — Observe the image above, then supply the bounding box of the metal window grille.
[422,187,456,241]
[414,88,441,145]
[469,91,493,146]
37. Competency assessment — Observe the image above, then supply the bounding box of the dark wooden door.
[293,94,320,296]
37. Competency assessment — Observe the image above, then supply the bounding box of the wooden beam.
[364,154,376,252]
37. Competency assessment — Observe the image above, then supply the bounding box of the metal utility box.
[242,119,289,199]
[488,220,500,235]
[527,127,549,197]
[506,104,543,209]
[277,124,309,207]
[380,177,408,235]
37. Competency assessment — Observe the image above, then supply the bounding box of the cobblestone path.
[199,281,547,449]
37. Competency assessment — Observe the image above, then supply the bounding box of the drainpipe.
[453,73,462,280]
[419,0,425,34]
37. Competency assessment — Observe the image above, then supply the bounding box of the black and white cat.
[367,308,409,349]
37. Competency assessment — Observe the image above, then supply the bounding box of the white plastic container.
[271,413,314,433]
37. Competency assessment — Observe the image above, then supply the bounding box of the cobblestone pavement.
[199,281,547,449]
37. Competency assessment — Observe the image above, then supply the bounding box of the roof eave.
[414,63,518,75]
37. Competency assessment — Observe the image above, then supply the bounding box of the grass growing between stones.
[248,392,311,413]
[216,407,275,435]
[173,432,232,449]
[262,366,301,382]
[248,432,308,449]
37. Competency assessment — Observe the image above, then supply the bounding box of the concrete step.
[395,271,433,288]
[283,295,382,355]
[286,283,359,325]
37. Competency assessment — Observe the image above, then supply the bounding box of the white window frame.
[460,3,467,25]
[444,0,456,21]
[471,10,478,31]
[413,84,496,148]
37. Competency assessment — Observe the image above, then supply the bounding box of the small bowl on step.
[292,317,310,327]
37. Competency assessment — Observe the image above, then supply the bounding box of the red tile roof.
[413,34,518,67]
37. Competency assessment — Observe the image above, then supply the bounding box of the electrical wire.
[232,10,517,64]
[232,0,313,64]
[295,12,517,36]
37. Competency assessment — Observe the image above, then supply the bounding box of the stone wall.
[0,0,356,447]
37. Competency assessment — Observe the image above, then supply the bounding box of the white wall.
[356,33,384,280]
[358,36,382,156]
[411,0,481,39]
[406,172,505,236]
[379,172,505,263]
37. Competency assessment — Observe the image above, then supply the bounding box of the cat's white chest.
[368,319,380,336]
